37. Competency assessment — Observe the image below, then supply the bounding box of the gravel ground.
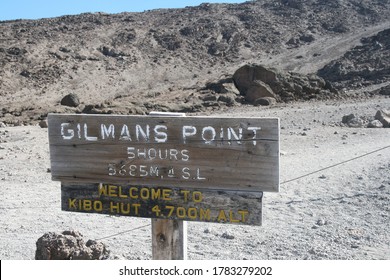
[0,96,389,260]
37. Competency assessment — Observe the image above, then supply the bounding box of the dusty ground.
[1,95,389,260]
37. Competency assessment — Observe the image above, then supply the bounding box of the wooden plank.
[149,111,187,260]
[152,219,187,260]
[61,183,263,226]
[49,114,279,192]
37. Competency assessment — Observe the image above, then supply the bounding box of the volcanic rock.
[368,120,384,128]
[35,230,110,260]
[379,85,390,96]
[245,81,277,103]
[375,109,390,128]
[233,64,338,104]
[318,28,390,90]
[60,93,80,107]
[254,97,277,106]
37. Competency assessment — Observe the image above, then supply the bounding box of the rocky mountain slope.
[318,28,390,90]
[0,0,389,125]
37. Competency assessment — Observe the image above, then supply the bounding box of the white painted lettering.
[108,163,116,176]
[139,165,148,177]
[127,147,135,159]
[61,123,74,140]
[159,149,168,160]
[220,127,224,140]
[228,127,243,145]
[150,166,159,177]
[84,123,98,141]
[182,125,197,143]
[196,168,206,180]
[247,126,262,145]
[169,149,178,160]
[101,124,115,139]
[129,165,137,176]
[154,125,168,143]
[168,168,175,178]
[181,149,190,161]
[137,148,147,159]
[119,124,132,140]
[182,167,190,179]
[136,124,150,142]
[202,126,216,144]
[148,148,157,160]
[77,124,81,139]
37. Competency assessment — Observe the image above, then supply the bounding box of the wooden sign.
[48,114,279,192]
[61,183,263,225]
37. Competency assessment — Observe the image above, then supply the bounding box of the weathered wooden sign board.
[49,113,279,259]
[48,114,279,192]
[61,183,263,225]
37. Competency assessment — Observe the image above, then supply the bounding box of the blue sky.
[0,0,247,21]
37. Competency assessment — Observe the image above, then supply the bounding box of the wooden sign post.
[149,112,186,260]
[48,112,279,259]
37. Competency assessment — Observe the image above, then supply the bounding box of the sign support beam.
[152,218,187,260]
[149,112,187,260]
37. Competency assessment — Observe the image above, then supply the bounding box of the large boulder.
[375,109,390,128]
[233,64,277,96]
[342,113,366,128]
[245,81,277,103]
[232,64,338,105]
[379,85,390,96]
[35,230,110,260]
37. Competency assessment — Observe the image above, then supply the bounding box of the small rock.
[221,232,235,240]
[59,47,71,53]
[319,175,327,179]
[254,97,277,106]
[20,70,31,78]
[316,218,327,226]
[217,95,236,106]
[308,248,316,254]
[202,94,218,102]
[347,117,365,128]
[0,122,6,128]
[342,114,355,124]
[39,120,48,128]
[367,120,383,128]
[61,93,80,107]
